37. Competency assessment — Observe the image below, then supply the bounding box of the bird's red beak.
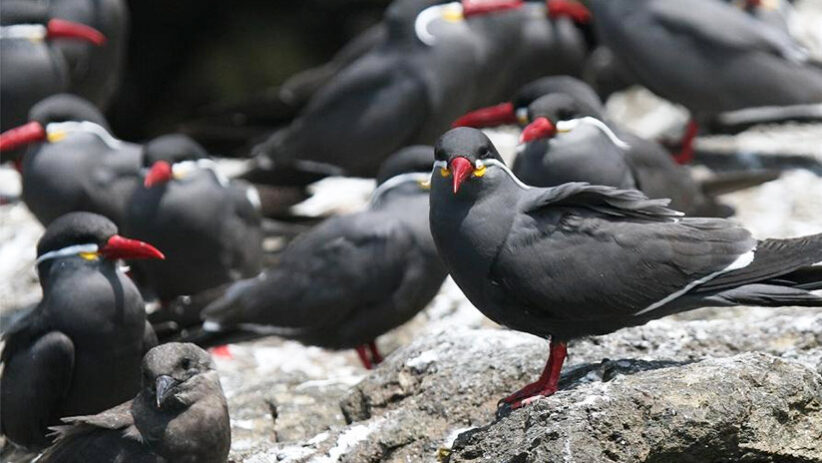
[144,161,173,188]
[546,0,591,23]
[452,102,517,128]
[520,117,557,144]
[100,235,165,261]
[462,0,524,17]
[46,19,107,46]
[0,122,47,152]
[449,157,474,194]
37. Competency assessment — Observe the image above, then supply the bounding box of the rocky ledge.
[236,308,822,462]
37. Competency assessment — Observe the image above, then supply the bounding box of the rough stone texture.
[232,307,822,462]
[448,353,822,463]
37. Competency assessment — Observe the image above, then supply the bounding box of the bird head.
[518,93,585,143]
[141,135,212,188]
[434,127,507,194]
[0,94,111,152]
[0,1,106,46]
[452,76,604,130]
[411,0,524,46]
[141,343,217,409]
[35,212,164,272]
[371,145,436,204]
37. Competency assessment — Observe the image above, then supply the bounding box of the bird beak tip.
[154,375,178,408]
[144,161,173,188]
[0,121,47,152]
[46,19,107,46]
[101,235,165,261]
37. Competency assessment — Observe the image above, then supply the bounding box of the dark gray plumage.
[124,135,263,304]
[246,0,587,180]
[0,2,107,132]
[1,213,161,449]
[39,343,230,463]
[202,146,447,367]
[454,76,773,216]
[429,127,822,408]
[511,77,746,216]
[586,0,822,115]
[0,94,143,226]
[47,0,129,110]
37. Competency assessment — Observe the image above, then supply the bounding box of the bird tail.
[698,169,781,197]
[697,233,822,307]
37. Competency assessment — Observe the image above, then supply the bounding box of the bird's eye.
[181,358,192,370]
[479,147,489,157]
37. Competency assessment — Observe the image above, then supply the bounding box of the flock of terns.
[1,0,822,461]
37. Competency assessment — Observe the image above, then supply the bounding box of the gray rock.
[239,308,822,462]
[448,353,822,463]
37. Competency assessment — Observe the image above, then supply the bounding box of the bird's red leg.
[355,345,373,370]
[672,119,699,165]
[499,340,567,409]
[368,341,383,365]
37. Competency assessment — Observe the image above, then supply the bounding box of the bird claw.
[497,384,557,413]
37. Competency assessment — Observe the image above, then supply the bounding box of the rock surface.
[231,307,822,462]
[449,352,822,463]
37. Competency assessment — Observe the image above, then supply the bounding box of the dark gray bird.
[201,146,447,369]
[513,77,761,216]
[581,0,796,101]
[245,0,587,182]
[0,94,143,226]
[1,212,163,449]
[0,2,106,132]
[124,135,263,309]
[454,76,776,216]
[585,0,822,162]
[46,0,130,110]
[39,343,230,463]
[429,127,822,409]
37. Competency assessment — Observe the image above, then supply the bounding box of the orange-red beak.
[520,117,557,144]
[462,0,524,17]
[46,19,106,46]
[546,0,591,23]
[0,122,47,152]
[100,235,164,261]
[449,157,474,194]
[452,102,518,128]
[144,161,173,188]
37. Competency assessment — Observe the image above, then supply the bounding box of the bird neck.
[430,166,521,274]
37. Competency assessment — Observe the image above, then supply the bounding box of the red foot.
[210,345,233,359]
[355,340,384,370]
[499,340,567,410]
[355,345,373,370]
[368,341,383,365]
[672,119,699,165]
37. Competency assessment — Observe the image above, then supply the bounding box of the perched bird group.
[1,0,821,460]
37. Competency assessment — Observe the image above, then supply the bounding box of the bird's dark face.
[36,212,164,269]
[0,94,109,152]
[141,135,211,188]
[142,343,216,409]
[518,94,579,144]
[434,127,505,194]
